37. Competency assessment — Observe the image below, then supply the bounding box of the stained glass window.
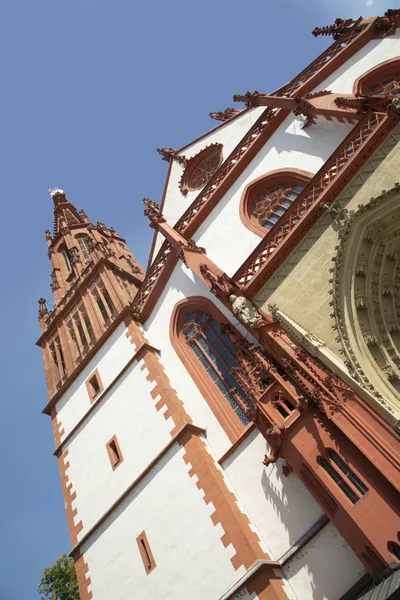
[182,310,252,425]
[252,182,304,231]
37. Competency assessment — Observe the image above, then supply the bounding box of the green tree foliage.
[38,554,80,600]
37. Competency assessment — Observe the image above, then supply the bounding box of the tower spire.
[37,188,144,399]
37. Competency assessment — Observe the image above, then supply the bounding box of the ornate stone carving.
[356,261,366,276]
[355,296,368,310]
[229,295,263,329]
[143,198,166,229]
[50,270,59,291]
[382,365,398,382]
[263,424,285,466]
[233,91,260,108]
[199,264,236,301]
[209,108,242,122]
[312,18,358,40]
[382,282,393,296]
[363,332,378,346]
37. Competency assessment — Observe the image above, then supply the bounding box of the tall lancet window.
[240,169,312,237]
[171,297,253,442]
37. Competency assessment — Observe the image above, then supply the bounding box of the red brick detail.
[246,565,288,600]
[124,315,192,436]
[74,552,93,600]
[58,449,83,546]
[180,428,269,571]
[50,407,65,447]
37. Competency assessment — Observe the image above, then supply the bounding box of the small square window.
[85,369,104,402]
[106,435,123,470]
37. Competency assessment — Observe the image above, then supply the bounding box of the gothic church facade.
[38,12,400,600]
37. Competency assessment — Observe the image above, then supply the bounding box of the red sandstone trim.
[51,407,65,448]
[106,434,124,471]
[70,423,206,558]
[239,168,313,238]
[53,341,160,456]
[85,368,104,403]
[42,306,131,414]
[74,552,93,600]
[58,449,83,547]
[180,428,270,571]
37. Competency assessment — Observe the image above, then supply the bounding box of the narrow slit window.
[77,237,91,261]
[89,375,100,397]
[106,435,123,469]
[85,369,103,402]
[136,531,156,574]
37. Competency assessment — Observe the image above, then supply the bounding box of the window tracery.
[355,57,400,97]
[180,144,223,196]
[240,170,312,237]
[182,309,252,426]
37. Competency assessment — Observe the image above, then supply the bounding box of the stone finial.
[143,198,166,229]
[209,108,242,122]
[38,298,48,317]
[233,91,260,108]
[157,148,177,162]
[45,229,53,244]
[312,18,354,39]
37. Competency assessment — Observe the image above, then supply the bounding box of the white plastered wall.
[223,428,324,560]
[314,29,400,94]
[55,322,135,441]
[283,522,366,600]
[62,358,175,537]
[82,442,245,600]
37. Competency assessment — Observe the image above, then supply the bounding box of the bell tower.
[37,188,143,399]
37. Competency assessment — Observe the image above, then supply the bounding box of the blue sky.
[0,0,390,598]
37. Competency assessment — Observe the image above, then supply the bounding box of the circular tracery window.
[180,144,223,195]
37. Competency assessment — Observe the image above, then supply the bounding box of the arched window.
[171,297,253,442]
[354,58,400,97]
[318,449,368,505]
[76,236,91,261]
[240,169,312,237]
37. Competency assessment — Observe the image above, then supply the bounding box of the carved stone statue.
[229,295,263,328]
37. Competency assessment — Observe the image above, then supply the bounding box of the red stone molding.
[85,367,103,403]
[58,449,83,546]
[74,552,93,600]
[106,434,124,471]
